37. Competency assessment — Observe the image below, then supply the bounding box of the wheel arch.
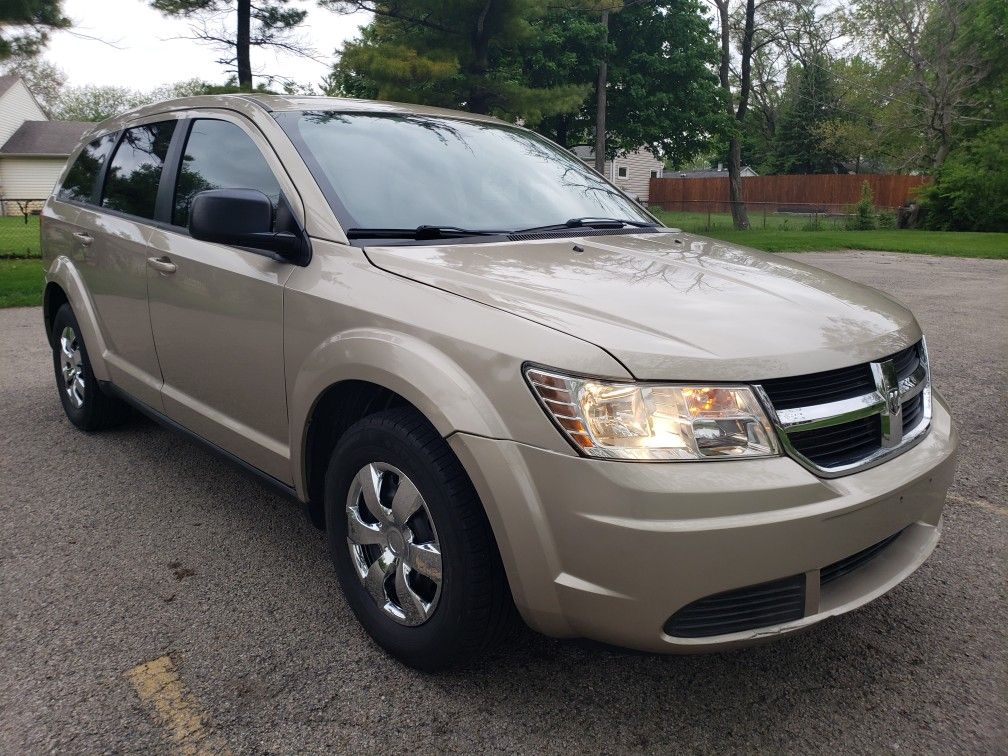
[290,329,510,528]
[43,281,69,347]
[42,259,111,381]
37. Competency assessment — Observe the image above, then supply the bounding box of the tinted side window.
[101,121,177,219]
[58,133,117,203]
[173,119,282,228]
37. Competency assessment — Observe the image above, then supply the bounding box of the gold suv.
[41,95,958,670]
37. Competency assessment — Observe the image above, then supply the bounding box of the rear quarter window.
[58,133,117,204]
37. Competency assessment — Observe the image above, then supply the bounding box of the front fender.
[287,327,509,499]
[45,256,111,382]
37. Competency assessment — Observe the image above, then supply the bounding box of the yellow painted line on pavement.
[126,655,230,755]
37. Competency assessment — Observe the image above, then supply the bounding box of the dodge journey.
[41,95,958,670]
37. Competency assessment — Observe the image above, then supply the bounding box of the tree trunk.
[594,9,609,175]
[236,0,252,90]
[727,137,750,229]
[715,0,754,230]
[555,115,569,149]
[932,142,951,171]
[467,1,493,114]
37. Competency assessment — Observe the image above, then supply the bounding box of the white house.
[0,75,91,213]
[570,145,664,203]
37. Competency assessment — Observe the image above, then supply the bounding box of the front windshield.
[274,111,654,233]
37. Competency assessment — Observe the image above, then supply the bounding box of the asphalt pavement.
[1,251,1005,753]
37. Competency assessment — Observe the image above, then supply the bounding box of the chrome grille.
[787,414,881,469]
[756,339,932,477]
[901,391,925,433]
[760,362,875,410]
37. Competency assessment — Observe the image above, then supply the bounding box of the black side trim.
[101,382,301,504]
[155,118,192,224]
[89,129,121,205]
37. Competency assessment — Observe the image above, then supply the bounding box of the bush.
[918,125,1008,231]
[847,181,878,230]
[877,209,897,229]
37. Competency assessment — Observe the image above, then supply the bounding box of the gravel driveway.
[1,251,1005,753]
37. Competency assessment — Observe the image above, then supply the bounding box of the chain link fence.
[1,199,46,258]
[648,199,908,233]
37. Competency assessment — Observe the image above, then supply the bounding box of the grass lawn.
[654,210,1008,259]
[0,215,41,258]
[0,258,45,308]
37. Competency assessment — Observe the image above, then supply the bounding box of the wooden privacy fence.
[649,174,929,214]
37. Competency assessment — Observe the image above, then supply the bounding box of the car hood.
[364,232,921,381]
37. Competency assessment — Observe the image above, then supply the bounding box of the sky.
[44,0,371,91]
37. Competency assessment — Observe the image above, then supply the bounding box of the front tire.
[50,304,130,431]
[324,407,515,671]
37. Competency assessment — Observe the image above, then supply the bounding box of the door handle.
[147,256,177,274]
[72,231,93,247]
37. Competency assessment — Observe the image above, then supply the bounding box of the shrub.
[801,215,823,231]
[847,181,878,230]
[918,125,1008,231]
[877,209,897,229]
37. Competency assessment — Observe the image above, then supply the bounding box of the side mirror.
[188,188,310,265]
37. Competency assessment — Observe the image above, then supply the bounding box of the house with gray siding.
[570,145,664,203]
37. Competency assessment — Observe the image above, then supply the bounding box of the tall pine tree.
[150,0,308,90]
[0,0,70,60]
[771,56,845,173]
[325,0,588,123]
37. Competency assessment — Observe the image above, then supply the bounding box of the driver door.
[145,115,298,483]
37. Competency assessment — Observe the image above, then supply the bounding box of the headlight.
[525,367,780,461]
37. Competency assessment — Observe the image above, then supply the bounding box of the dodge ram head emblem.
[872,359,904,447]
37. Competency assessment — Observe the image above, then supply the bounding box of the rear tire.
[324,406,515,671]
[51,303,130,431]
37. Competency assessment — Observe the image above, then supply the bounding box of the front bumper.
[449,391,958,653]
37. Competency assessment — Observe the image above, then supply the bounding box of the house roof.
[569,144,662,164]
[671,167,757,178]
[0,74,20,98]
[0,120,93,156]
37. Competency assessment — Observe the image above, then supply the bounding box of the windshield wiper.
[512,216,658,234]
[345,225,506,241]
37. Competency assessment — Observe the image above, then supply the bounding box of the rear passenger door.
[144,115,296,483]
[72,119,180,409]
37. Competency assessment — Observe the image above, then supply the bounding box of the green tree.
[815,56,906,173]
[918,125,1008,232]
[51,85,143,122]
[506,8,605,147]
[530,1,722,168]
[848,0,996,171]
[0,54,66,113]
[150,0,309,90]
[324,0,589,123]
[52,80,215,121]
[955,0,1007,138]
[0,0,69,60]
[770,55,844,173]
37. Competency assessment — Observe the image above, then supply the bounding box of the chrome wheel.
[59,325,85,409]
[346,462,443,626]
